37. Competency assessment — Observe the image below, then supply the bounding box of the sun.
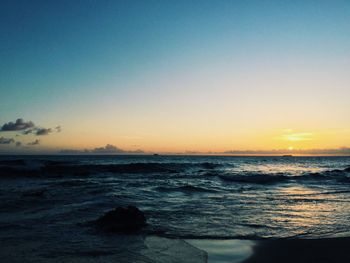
[288,146,294,151]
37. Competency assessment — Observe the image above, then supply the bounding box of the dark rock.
[94,206,147,233]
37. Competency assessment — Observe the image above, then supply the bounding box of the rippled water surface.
[1,155,350,246]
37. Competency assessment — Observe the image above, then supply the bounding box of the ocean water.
[0,155,350,260]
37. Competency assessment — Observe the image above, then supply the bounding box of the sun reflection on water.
[270,185,349,237]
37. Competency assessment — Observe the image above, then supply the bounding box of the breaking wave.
[0,158,349,187]
[216,166,350,185]
[0,159,223,177]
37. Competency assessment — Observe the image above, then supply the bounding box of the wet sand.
[0,236,207,263]
[190,237,350,263]
[187,239,254,263]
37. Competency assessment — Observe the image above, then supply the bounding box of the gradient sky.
[1,0,350,154]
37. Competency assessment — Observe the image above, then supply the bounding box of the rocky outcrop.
[93,206,147,233]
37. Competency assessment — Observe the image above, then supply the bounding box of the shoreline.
[2,232,350,262]
[189,236,350,263]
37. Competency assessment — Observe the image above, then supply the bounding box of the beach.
[3,234,350,262]
[190,237,350,263]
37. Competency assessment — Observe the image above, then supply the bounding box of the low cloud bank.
[60,144,144,155]
[92,144,124,154]
[223,147,350,155]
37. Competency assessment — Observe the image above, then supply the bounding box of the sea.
[0,155,350,261]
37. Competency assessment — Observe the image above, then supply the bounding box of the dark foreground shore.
[2,235,350,262]
[189,237,350,263]
[243,237,350,263]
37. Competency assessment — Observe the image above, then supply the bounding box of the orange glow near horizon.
[1,1,349,155]
[23,125,349,155]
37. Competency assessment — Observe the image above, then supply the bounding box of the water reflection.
[271,185,349,237]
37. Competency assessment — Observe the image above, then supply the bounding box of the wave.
[0,159,348,185]
[0,160,222,178]
[155,185,218,193]
[218,172,289,184]
[0,159,74,177]
[152,231,266,240]
[216,166,350,185]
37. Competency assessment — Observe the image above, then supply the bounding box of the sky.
[0,0,350,154]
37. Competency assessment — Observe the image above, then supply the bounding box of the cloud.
[60,144,144,154]
[1,118,35,131]
[131,149,144,154]
[27,139,40,146]
[301,147,350,155]
[0,137,15,144]
[35,128,52,136]
[91,144,125,154]
[224,149,285,155]
[281,132,313,142]
[23,129,33,135]
[1,118,61,139]
[15,141,22,147]
[60,149,90,154]
[223,147,350,155]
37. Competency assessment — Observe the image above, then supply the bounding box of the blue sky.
[1,0,350,153]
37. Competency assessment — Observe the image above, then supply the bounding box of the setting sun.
[1,2,350,262]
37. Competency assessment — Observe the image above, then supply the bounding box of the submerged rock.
[94,206,147,233]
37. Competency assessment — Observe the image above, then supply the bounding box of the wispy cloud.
[35,128,52,136]
[279,132,313,142]
[27,139,40,146]
[23,129,34,135]
[0,137,15,144]
[223,147,350,155]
